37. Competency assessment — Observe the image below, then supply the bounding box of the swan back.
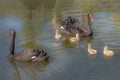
[14,49,49,61]
[61,14,93,36]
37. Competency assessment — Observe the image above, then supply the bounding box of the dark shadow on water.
[8,58,49,80]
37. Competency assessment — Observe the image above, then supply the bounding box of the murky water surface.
[0,0,120,80]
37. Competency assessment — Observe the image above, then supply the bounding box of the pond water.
[0,0,120,80]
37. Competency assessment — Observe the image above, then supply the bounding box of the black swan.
[8,29,49,62]
[61,13,94,36]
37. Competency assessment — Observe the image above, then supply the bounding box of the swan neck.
[87,14,93,34]
[82,14,93,34]
[9,31,16,55]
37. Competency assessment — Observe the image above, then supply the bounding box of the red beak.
[8,31,11,37]
[89,14,94,21]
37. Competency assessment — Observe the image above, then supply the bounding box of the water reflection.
[9,58,49,80]
[62,38,79,48]
[62,36,92,48]
[21,10,42,48]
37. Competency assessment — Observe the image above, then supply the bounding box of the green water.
[0,0,120,80]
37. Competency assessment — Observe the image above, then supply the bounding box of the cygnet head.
[55,29,60,35]
[88,43,91,48]
[104,46,108,50]
[76,33,79,38]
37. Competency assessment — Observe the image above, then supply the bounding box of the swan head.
[8,29,15,37]
[88,13,94,22]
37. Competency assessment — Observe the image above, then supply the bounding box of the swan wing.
[14,49,45,61]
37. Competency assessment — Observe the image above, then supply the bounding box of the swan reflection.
[9,59,49,80]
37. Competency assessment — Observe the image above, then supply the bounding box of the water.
[0,0,120,80]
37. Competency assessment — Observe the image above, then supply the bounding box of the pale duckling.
[88,43,97,55]
[55,29,62,40]
[103,46,114,56]
[69,33,80,42]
